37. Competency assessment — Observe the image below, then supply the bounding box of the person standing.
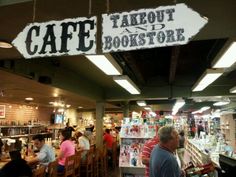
[64,122,75,138]
[103,129,114,167]
[150,126,181,177]
[28,134,55,166]
[177,130,185,168]
[141,126,159,177]
[103,129,114,150]
[57,129,75,173]
[197,120,204,138]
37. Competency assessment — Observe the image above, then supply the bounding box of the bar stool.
[98,146,107,177]
[112,142,117,169]
[32,165,46,177]
[80,151,93,177]
[58,154,76,177]
[48,160,58,177]
[74,151,81,177]
[93,148,100,177]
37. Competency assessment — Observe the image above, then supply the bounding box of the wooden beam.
[169,46,180,84]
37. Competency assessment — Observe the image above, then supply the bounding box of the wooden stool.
[93,149,99,177]
[32,165,46,177]
[58,154,76,177]
[98,147,107,177]
[74,151,81,177]
[112,142,118,169]
[47,160,58,177]
[80,151,93,177]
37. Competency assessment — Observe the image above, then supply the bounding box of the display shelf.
[0,124,48,139]
[2,132,51,139]
[186,139,210,166]
[119,119,156,177]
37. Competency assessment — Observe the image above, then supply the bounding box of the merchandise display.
[119,118,157,176]
[119,138,145,167]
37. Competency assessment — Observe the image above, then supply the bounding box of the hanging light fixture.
[86,54,123,75]
[113,75,141,94]
[192,68,224,92]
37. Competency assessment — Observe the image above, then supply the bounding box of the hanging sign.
[12,16,97,59]
[102,3,208,53]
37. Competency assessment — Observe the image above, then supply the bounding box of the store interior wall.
[0,102,53,124]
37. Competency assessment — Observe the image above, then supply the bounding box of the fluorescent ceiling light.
[86,54,122,75]
[137,101,146,106]
[192,106,211,114]
[229,86,236,93]
[212,41,236,68]
[192,69,224,92]
[25,97,34,101]
[172,99,185,115]
[200,106,210,112]
[113,75,141,94]
[144,107,151,110]
[0,41,13,48]
[213,101,230,106]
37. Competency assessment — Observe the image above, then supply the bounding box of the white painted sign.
[102,3,208,53]
[13,16,97,59]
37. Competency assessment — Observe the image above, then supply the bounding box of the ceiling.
[1,0,236,114]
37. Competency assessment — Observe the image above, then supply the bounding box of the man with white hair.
[150,126,181,177]
[77,130,90,161]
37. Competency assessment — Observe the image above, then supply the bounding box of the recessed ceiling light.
[78,106,83,109]
[25,97,34,101]
[0,41,13,48]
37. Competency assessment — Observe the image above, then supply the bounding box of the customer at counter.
[76,131,90,161]
[150,126,182,177]
[0,159,32,177]
[57,129,75,173]
[28,134,55,166]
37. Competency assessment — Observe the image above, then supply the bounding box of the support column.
[95,101,105,149]
[123,101,130,117]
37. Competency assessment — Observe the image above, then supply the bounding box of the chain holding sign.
[13,16,97,59]
[102,3,208,53]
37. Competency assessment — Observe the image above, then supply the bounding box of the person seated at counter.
[0,159,32,177]
[27,134,55,166]
[57,129,75,173]
[76,131,90,161]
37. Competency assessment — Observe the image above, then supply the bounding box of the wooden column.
[123,101,130,117]
[95,101,105,149]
